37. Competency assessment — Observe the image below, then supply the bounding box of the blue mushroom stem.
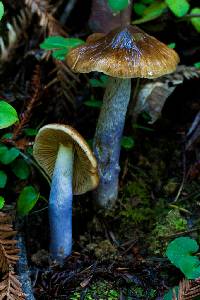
[49,143,74,264]
[93,77,131,208]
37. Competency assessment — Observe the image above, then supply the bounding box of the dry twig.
[13,65,42,143]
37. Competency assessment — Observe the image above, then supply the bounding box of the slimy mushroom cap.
[67,25,180,79]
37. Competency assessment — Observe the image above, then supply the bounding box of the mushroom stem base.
[93,77,131,208]
[49,143,73,264]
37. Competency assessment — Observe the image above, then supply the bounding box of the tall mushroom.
[33,124,99,264]
[66,25,180,208]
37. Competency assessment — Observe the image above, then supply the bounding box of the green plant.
[0,100,39,214]
[120,179,154,225]
[194,62,200,68]
[0,1,4,21]
[121,136,135,150]
[107,0,130,13]
[84,96,102,108]
[89,74,108,88]
[0,101,18,129]
[164,237,200,299]
[166,237,200,279]
[165,0,190,17]
[148,209,187,255]
[163,286,179,300]
[40,36,85,60]
[69,280,120,300]
[132,0,200,32]
[191,8,200,32]
[133,1,168,24]
[17,186,39,217]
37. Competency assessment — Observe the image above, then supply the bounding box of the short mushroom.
[66,25,180,208]
[33,124,99,264]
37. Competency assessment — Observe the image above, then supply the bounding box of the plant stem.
[49,143,73,264]
[17,232,35,300]
[93,77,131,208]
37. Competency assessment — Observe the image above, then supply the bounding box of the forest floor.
[0,1,200,299]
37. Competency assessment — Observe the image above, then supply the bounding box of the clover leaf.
[166,237,200,279]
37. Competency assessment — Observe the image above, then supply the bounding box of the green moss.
[69,280,157,300]
[148,209,188,255]
[122,285,157,299]
[69,280,119,300]
[120,179,154,225]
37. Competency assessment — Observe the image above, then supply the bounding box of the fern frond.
[0,268,25,300]
[0,213,13,225]
[25,0,65,35]
[163,65,200,85]
[0,8,31,62]
[172,278,200,300]
[55,60,81,108]
[0,213,19,273]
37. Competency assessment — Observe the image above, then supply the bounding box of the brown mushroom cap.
[33,124,99,195]
[66,25,180,79]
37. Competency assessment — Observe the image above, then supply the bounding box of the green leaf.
[0,196,5,209]
[133,1,167,24]
[166,237,200,279]
[133,3,147,16]
[1,133,13,139]
[163,286,179,300]
[165,0,190,17]
[133,124,154,132]
[0,146,20,165]
[190,8,200,32]
[11,159,30,180]
[40,36,84,49]
[121,136,135,149]
[84,97,102,108]
[107,0,129,13]
[168,42,176,49]
[40,36,85,60]
[0,170,7,188]
[17,186,39,217]
[0,2,4,21]
[0,101,18,129]
[178,255,200,279]
[144,1,167,16]
[52,48,69,60]
[141,0,154,3]
[194,62,200,68]
[89,75,109,88]
[24,128,38,137]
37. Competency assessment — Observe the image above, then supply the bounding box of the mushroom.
[33,124,99,264]
[66,25,180,208]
